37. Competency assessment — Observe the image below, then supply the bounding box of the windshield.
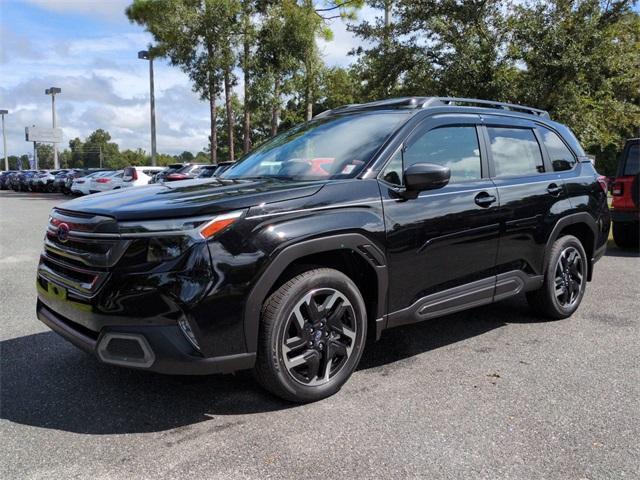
[222,112,410,181]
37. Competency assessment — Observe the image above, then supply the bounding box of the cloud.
[0,73,212,157]
[0,27,43,64]
[1,2,383,160]
[22,0,130,21]
[319,6,377,66]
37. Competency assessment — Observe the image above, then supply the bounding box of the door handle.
[475,192,497,207]
[547,183,562,196]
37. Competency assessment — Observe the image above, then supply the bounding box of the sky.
[0,0,377,157]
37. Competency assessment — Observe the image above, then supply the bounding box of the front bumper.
[37,300,256,375]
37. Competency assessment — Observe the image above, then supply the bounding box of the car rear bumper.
[37,300,256,375]
[610,209,640,223]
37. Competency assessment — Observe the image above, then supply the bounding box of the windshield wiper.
[231,175,296,181]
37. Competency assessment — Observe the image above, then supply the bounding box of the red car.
[610,138,639,248]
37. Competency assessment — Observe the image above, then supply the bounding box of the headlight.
[118,210,244,239]
[146,237,189,262]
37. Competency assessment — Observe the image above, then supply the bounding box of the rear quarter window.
[540,128,577,172]
[623,143,639,175]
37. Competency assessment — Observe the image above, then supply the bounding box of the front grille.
[39,209,129,297]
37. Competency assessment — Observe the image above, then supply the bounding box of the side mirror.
[404,163,451,193]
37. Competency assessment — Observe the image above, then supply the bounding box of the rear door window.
[487,127,545,177]
[539,128,576,172]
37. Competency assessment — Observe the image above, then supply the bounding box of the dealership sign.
[25,126,63,143]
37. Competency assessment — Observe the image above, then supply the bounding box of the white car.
[89,170,124,193]
[71,171,113,195]
[121,166,165,188]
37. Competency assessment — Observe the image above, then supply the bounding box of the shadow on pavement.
[0,295,552,435]
[604,240,640,258]
[0,191,71,202]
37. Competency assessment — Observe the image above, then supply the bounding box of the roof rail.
[314,96,550,119]
[314,97,424,118]
[422,97,550,118]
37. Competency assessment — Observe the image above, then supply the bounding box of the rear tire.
[526,235,587,319]
[254,268,367,403]
[612,222,639,249]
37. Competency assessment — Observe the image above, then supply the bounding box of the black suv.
[36,97,610,402]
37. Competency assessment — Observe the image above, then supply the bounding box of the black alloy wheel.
[255,268,367,403]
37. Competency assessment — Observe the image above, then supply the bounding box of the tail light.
[96,178,111,184]
[124,169,138,182]
[597,176,608,194]
[167,173,188,180]
[611,181,624,196]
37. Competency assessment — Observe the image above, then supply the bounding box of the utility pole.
[138,50,157,166]
[99,145,103,168]
[0,110,8,170]
[45,87,61,169]
[33,142,38,170]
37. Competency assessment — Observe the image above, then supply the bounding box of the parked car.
[8,171,22,191]
[33,170,67,192]
[0,170,16,189]
[163,163,208,182]
[610,138,639,248]
[70,171,113,195]
[15,171,37,191]
[56,169,83,194]
[197,162,235,178]
[149,163,184,184]
[36,97,610,403]
[88,170,123,194]
[27,170,47,191]
[121,166,165,188]
[61,169,109,194]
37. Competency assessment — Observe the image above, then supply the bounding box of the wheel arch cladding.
[243,233,388,353]
[545,213,597,281]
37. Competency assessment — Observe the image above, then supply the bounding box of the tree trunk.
[243,32,251,155]
[305,75,313,121]
[271,75,280,137]
[209,94,217,165]
[384,1,392,27]
[224,68,235,162]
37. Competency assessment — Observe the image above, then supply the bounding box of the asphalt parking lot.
[1,189,639,480]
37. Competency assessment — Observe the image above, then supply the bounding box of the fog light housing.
[178,318,200,351]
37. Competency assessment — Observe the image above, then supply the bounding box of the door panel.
[380,115,500,316]
[382,182,501,313]
[481,116,570,276]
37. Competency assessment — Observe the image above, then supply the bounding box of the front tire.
[526,235,587,319]
[254,268,367,403]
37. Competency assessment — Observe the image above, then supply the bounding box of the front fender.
[243,232,388,353]
[240,179,387,352]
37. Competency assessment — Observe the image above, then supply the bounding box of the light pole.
[138,50,157,166]
[0,109,7,171]
[45,87,61,169]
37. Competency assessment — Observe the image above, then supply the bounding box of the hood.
[58,177,325,221]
